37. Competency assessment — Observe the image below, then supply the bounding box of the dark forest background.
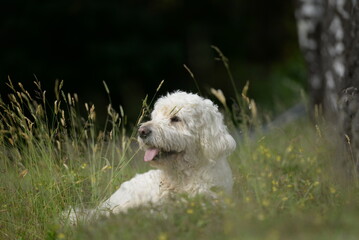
[1,0,306,125]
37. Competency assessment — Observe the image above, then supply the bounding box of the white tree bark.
[296,0,359,171]
[295,0,325,108]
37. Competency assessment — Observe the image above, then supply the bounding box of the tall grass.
[1,77,359,240]
[0,78,144,239]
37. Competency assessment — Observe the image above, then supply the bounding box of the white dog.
[68,91,236,222]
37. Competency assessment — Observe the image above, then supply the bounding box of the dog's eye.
[170,116,181,123]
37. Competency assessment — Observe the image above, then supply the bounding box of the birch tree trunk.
[296,0,359,171]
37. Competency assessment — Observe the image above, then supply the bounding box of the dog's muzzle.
[138,125,152,139]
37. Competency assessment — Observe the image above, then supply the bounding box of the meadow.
[1,78,359,240]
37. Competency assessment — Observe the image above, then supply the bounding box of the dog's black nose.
[138,125,152,139]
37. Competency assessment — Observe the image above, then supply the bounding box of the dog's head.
[138,91,236,169]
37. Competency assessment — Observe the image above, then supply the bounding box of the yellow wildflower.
[262,199,270,207]
[258,213,265,221]
[57,233,65,239]
[282,197,288,201]
[286,145,293,153]
[271,180,278,185]
[158,232,168,240]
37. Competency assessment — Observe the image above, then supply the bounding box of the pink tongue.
[144,148,160,162]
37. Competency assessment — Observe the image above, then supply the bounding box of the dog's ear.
[199,100,236,161]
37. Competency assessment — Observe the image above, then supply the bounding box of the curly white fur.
[67,91,236,222]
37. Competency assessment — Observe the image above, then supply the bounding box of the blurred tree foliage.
[1,0,305,123]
